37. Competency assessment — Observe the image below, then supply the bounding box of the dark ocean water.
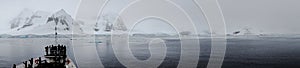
[0,38,300,68]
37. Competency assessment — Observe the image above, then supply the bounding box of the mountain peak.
[57,9,67,14]
[17,8,34,18]
[8,9,84,35]
[52,9,70,18]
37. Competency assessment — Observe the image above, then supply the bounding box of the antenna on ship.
[54,18,58,45]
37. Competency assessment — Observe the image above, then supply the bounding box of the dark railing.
[13,44,68,68]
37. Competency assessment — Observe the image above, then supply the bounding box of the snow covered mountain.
[94,14,128,34]
[9,9,48,30]
[8,9,84,35]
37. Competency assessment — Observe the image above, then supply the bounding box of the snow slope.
[8,9,84,35]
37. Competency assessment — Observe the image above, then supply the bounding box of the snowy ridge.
[7,9,84,35]
[10,9,35,29]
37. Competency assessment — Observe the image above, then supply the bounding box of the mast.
[55,18,58,45]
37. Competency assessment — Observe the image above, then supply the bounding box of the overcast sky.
[0,0,299,34]
[219,0,300,34]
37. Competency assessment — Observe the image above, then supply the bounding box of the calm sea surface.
[0,38,300,68]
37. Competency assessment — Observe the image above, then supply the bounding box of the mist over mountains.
[7,9,85,35]
[2,9,300,38]
[6,9,131,36]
